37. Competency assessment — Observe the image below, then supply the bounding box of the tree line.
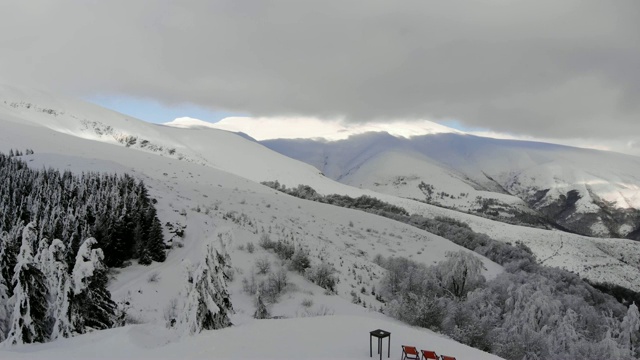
[0,152,166,344]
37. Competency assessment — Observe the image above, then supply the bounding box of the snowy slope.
[0,85,504,358]
[3,84,640,292]
[166,116,461,141]
[263,133,640,239]
[0,315,504,360]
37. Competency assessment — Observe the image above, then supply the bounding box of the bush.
[246,242,255,254]
[273,241,295,260]
[255,257,271,275]
[305,263,338,293]
[147,271,160,283]
[259,233,274,249]
[242,269,258,295]
[267,267,289,296]
[290,250,311,273]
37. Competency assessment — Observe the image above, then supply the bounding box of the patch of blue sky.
[84,95,244,124]
[438,119,487,132]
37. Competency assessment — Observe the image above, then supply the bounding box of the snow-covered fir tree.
[253,291,270,319]
[620,302,640,357]
[70,238,118,333]
[175,240,233,336]
[0,266,9,342]
[46,240,73,340]
[4,223,49,345]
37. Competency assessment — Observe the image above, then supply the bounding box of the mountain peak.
[163,116,462,141]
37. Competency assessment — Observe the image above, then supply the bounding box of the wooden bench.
[440,356,457,360]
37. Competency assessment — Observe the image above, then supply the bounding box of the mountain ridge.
[263,132,640,240]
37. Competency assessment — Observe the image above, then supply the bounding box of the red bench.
[441,356,457,360]
[401,345,420,360]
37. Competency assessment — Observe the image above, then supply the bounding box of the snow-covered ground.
[0,315,503,359]
[0,84,505,358]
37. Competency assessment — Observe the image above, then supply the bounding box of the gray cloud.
[1,0,639,140]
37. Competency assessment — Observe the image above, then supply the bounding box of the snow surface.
[0,315,503,359]
[2,84,640,293]
[0,85,504,358]
[166,116,461,141]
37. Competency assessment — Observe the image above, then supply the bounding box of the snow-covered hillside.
[0,85,505,358]
[2,84,640,292]
[263,132,640,239]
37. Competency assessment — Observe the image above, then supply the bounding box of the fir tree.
[4,223,49,345]
[175,241,233,336]
[70,238,118,333]
[47,240,73,340]
[621,302,640,357]
[0,268,9,342]
[253,291,270,319]
[147,216,166,262]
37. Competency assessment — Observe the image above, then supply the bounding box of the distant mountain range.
[262,132,640,240]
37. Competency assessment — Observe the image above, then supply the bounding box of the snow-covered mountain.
[165,116,461,141]
[0,85,506,358]
[1,84,640,358]
[263,132,640,239]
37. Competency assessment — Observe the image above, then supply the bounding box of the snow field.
[0,92,504,358]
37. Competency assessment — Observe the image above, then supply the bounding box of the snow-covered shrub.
[290,249,311,273]
[259,233,274,249]
[147,271,160,283]
[266,267,288,297]
[305,263,338,293]
[242,269,258,295]
[301,298,313,308]
[246,242,255,254]
[255,257,271,275]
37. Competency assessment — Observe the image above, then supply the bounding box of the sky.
[1,1,639,155]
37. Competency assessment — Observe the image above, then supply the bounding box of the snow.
[166,116,461,141]
[0,85,505,358]
[0,314,503,359]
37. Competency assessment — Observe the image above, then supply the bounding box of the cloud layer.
[1,0,639,140]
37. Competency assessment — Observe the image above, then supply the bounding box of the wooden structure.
[369,329,391,360]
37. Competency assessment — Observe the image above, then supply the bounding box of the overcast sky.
[1,1,639,153]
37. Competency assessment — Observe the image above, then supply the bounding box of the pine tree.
[4,223,49,345]
[253,291,270,319]
[621,302,640,357]
[70,238,117,333]
[0,268,10,342]
[175,260,200,336]
[147,216,166,262]
[175,241,233,336]
[47,240,73,340]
